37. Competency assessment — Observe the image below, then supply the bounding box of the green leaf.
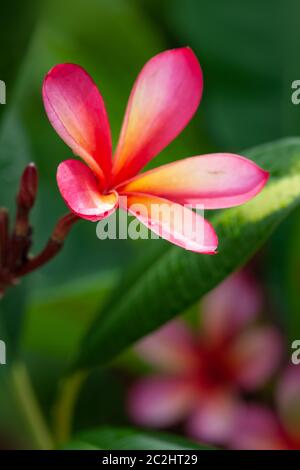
[0,110,32,209]
[0,0,39,126]
[73,138,300,370]
[72,369,127,433]
[285,206,300,339]
[18,272,118,435]
[167,0,300,149]
[64,427,211,450]
[0,286,29,446]
[23,271,117,359]
[0,284,27,357]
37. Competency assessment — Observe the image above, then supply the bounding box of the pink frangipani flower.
[127,271,282,446]
[229,366,300,450]
[43,48,269,253]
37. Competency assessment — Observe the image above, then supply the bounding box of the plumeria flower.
[229,366,300,450]
[43,48,269,253]
[127,271,282,446]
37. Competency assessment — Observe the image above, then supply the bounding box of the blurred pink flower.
[229,365,300,449]
[42,48,268,253]
[128,271,282,445]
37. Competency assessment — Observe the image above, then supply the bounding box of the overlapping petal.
[113,48,203,185]
[119,193,218,253]
[43,63,112,186]
[229,405,288,450]
[230,368,300,449]
[135,320,199,374]
[186,392,239,445]
[229,327,282,390]
[277,366,300,441]
[127,377,197,427]
[119,154,269,209]
[57,160,118,221]
[43,50,269,262]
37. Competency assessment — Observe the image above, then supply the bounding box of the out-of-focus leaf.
[0,285,29,448]
[0,370,30,448]
[23,271,117,359]
[73,138,300,369]
[0,0,39,125]
[72,369,127,433]
[0,284,27,357]
[64,427,211,450]
[286,206,300,339]
[0,110,32,209]
[166,0,300,149]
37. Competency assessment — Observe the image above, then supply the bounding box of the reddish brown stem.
[8,229,32,271]
[16,239,63,276]
[7,163,39,272]
[51,213,79,243]
[16,213,79,277]
[0,165,78,297]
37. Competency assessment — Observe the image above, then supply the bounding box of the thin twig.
[16,213,79,277]
[8,230,32,272]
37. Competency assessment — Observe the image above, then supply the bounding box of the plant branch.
[16,213,79,277]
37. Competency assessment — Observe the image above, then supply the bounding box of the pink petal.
[276,366,300,441]
[112,48,202,185]
[201,271,263,343]
[57,159,118,221]
[229,327,283,390]
[186,392,239,445]
[43,64,112,187]
[135,320,199,374]
[127,376,197,427]
[118,154,269,209]
[229,404,288,450]
[119,193,218,253]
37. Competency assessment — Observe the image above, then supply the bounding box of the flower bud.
[17,163,38,210]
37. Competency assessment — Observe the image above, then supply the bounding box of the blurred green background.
[1,0,300,449]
